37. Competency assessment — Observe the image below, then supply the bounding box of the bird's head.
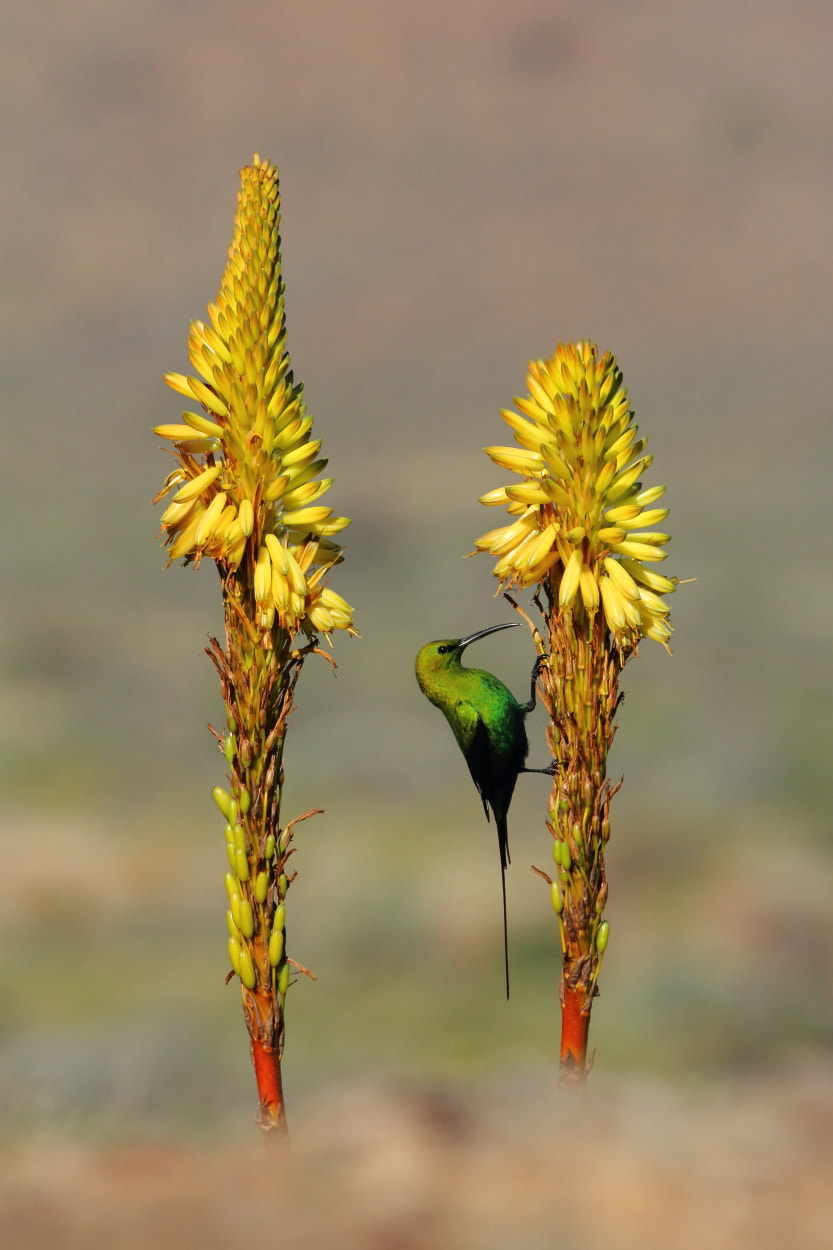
[415,622,519,695]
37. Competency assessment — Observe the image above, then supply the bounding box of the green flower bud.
[226,909,238,939]
[224,733,235,765]
[278,872,288,897]
[277,960,290,996]
[232,824,246,853]
[227,715,237,734]
[273,902,286,932]
[238,945,257,989]
[254,871,269,904]
[226,841,238,872]
[278,827,292,852]
[227,935,241,974]
[238,787,251,814]
[235,849,250,882]
[557,841,571,870]
[239,899,255,938]
[224,871,237,901]
[596,920,610,953]
[264,834,275,860]
[550,882,563,914]
[229,891,242,928]
[268,929,284,966]
[571,822,583,846]
[212,786,233,819]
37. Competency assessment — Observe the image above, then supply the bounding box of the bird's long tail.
[497,810,510,999]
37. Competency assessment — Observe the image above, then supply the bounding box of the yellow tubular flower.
[153,153,355,640]
[476,341,676,654]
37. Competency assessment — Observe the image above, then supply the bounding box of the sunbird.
[415,621,556,997]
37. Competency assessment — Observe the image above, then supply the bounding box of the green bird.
[415,621,556,997]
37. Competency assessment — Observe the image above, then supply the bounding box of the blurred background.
[2,0,833,1245]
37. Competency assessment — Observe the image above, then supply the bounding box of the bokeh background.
[2,0,833,1245]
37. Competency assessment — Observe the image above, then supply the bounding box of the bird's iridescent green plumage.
[415,622,538,997]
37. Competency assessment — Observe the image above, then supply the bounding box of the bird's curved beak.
[457,621,520,652]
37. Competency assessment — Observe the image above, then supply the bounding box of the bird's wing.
[456,700,492,822]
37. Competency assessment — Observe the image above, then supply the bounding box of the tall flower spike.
[475,342,677,1085]
[476,341,675,657]
[154,153,354,643]
[152,155,356,1138]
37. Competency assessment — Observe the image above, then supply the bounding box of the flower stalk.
[153,155,355,1135]
[476,342,675,1083]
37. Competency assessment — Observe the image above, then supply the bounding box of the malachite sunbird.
[415,621,556,997]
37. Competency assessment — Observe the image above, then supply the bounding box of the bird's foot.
[521,759,560,776]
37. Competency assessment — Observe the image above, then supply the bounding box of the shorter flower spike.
[476,342,676,655]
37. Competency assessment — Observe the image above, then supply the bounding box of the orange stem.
[559,983,590,1085]
[250,1037,288,1139]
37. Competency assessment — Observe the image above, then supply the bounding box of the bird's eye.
[437,644,452,654]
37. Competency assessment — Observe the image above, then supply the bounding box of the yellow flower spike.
[476,340,675,657]
[154,152,356,1135]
